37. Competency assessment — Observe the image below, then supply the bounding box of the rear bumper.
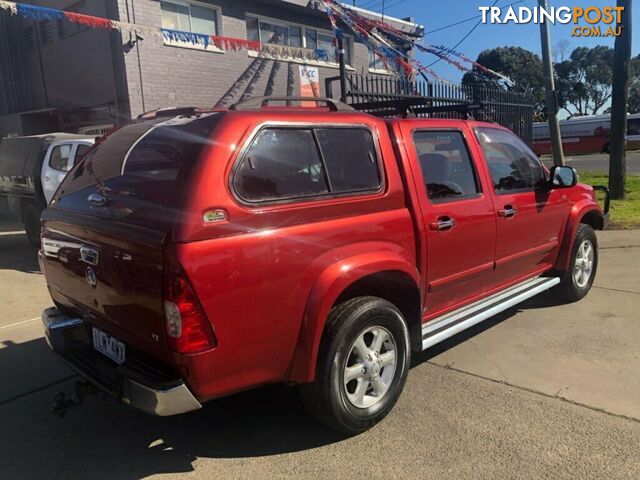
[42,307,201,416]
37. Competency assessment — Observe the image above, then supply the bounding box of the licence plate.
[92,327,126,364]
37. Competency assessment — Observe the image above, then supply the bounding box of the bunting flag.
[0,1,333,63]
[0,0,512,86]
[321,0,513,86]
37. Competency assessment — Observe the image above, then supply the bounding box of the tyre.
[300,296,411,434]
[21,203,42,248]
[553,224,598,302]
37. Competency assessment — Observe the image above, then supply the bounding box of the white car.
[41,138,95,204]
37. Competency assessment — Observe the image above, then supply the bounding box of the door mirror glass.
[551,166,577,188]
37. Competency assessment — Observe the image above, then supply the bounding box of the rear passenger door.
[408,128,497,316]
[473,127,569,283]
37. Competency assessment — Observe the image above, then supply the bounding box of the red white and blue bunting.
[0,1,331,62]
[320,0,513,86]
[0,0,510,84]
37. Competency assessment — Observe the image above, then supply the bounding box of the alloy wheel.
[343,326,397,409]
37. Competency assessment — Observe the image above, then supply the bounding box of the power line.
[424,0,499,68]
[358,0,408,14]
[426,0,524,34]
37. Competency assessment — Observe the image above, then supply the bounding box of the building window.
[246,14,353,67]
[369,50,389,73]
[39,20,53,46]
[57,1,87,39]
[161,0,221,51]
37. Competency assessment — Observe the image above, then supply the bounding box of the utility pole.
[538,0,565,166]
[609,0,632,200]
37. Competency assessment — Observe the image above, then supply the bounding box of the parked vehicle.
[533,113,640,156]
[0,134,94,246]
[40,97,609,433]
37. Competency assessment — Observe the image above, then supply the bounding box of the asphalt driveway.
[1,227,639,479]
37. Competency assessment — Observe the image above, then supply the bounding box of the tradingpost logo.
[479,5,625,37]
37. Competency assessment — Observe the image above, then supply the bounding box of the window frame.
[245,12,354,70]
[48,142,75,172]
[160,0,223,53]
[412,128,483,205]
[230,122,385,207]
[474,126,548,195]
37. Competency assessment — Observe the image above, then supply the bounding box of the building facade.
[0,0,422,136]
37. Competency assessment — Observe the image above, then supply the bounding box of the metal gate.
[326,73,535,146]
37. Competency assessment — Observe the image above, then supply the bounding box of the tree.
[462,46,545,118]
[555,46,614,117]
[554,39,571,63]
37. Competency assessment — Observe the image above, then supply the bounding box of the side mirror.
[550,166,577,188]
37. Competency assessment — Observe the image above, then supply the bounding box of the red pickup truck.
[40,97,608,434]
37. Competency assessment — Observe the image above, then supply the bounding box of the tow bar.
[51,380,99,417]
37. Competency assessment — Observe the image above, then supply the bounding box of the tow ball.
[51,381,99,417]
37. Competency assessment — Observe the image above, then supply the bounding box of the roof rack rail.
[348,99,484,119]
[230,96,355,112]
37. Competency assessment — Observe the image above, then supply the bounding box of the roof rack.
[138,107,200,119]
[230,96,355,112]
[348,98,484,119]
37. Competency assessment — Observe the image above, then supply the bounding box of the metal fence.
[325,73,535,145]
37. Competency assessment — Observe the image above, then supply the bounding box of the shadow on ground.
[417,289,564,364]
[0,231,40,273]
[0,289,564,479]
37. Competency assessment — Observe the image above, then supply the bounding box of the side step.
[422,276,561,350]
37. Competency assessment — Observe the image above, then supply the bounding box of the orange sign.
[299,66,320,107]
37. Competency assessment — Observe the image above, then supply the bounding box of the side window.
[75,144,92,160]
[475,128,546,193]
[234,129,329,202]
[314,128,380,193]
[413,131,480,202]
[234,127,381,203]
[49,144,73,171]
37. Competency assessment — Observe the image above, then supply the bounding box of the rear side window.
[413,131,480,202]
[75,144,92,159]
[234,129,329,202]
[234,127,380,203]
[315,129,379,193]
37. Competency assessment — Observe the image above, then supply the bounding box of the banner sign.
[299,66,320,106]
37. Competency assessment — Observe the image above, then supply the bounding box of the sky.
[354,0,640,83]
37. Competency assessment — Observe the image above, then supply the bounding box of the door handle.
[498,205,518,218]
[87,193,109,206]
[430,217,456,231]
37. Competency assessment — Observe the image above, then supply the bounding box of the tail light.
[163,271,216,354]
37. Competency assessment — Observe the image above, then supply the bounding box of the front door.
[408,128,497,318]
[473,127,569,284]
[41,142,93,204]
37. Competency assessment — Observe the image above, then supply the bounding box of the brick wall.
[118,0,379,117]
